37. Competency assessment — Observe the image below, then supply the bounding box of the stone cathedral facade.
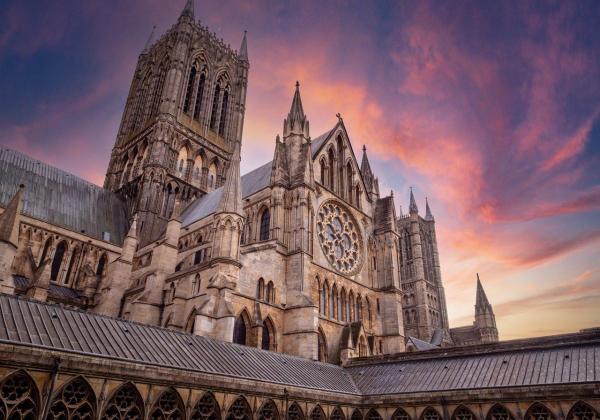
[0,0,502,365]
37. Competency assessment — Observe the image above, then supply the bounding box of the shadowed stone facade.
[0,0,501,366]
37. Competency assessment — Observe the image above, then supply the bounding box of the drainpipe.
[41,358,61,419]
[284,388,289,420]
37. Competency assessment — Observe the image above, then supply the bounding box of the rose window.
[317,201,362,274]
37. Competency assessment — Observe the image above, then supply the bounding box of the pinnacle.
[216,141,243,216]
[181,0,194,19]
[409,187,419,214]
[476,273,492,309]
[0,184,24,246]
[425,197,434,221]
[239,30,248,61]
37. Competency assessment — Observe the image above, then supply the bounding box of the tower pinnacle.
[283,81,309,137]
[475,274,492,312]
[142,26,156,54]
[239,30,248,62]
[425,197,434,221]
[409,187,419,214]
[216,141,243,216]
[181,0,194,19]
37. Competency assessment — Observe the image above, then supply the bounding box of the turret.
[425,197,434,221]
[360,145,378,200]
[474,274,499,342]
[409,187,419,215]
[0,184,24,293]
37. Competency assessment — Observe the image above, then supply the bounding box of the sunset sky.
[1,1,599,339]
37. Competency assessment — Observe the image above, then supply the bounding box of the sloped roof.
[181,161,272,227]
[407,336,438,351]
[12,275,84,303]
[0,146,128,245]
[310,128,335,157]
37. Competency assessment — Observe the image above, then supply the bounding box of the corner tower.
[103,0,249,246]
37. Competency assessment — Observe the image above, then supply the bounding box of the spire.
[180,0,194,19]
[216,141,243,216]
[283,81,308,136]
[425,197,434,221]
[239,30,248,62]
[360,145,374,180]
[0,184,24,247]
[142,25,156,54]
[409,187,419,214]
[475,273,492,312]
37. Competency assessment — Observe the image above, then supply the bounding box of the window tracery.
[310,406,326,420]
[258,399,279,420]
[567,402,598,420]
[487,404,514,420]
[367,409,382,420]
[0,370,39,420]
[351,410,363,420]
[47,377,95,420]
[392,408,410,420]
[526,404,555,420]
[226,397,251,420]
[191,393,220,420]
[102,383,144,420]
[453,406,475,420]
[331,407,345,420]
[317,201,363,275]
[288,403,304,420]
[149,388,185,420]
[422,408,441,420]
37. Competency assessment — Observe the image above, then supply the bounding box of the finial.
[336,112,343,122]
[363,145,366,152]
[391,190,394,197]
[295,80,300,88]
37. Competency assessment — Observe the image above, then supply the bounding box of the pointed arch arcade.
[191,392,221,420]
[102,382,144,420]
[47,376,96,420]
[0,370,40,420]
[258,399,280,420]
[226,396,252,420]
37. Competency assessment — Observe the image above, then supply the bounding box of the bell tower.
[103,0,249,245]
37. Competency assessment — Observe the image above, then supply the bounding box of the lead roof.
[0,294,598,396]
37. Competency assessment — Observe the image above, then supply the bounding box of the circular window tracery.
[317,201,363,275]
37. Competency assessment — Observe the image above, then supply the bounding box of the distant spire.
[425,197,434,221]
[180,0,194,18]
[239,30,248,62]
[409,187,419,214]
[142,25,156,53]
[216,141,243,216]
[475,274,492,312]
[360,145,374,182]
[0,184,24,247]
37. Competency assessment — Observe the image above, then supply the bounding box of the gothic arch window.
[322,281,330,317]
[51,241,67,281]
[356,295,363,321]
[567,402,599,420]
[421,408,441,420]
[392,408,411,420]
[351,410,363,420]
[341,288,347,322]
[193,72,207,121]
[317,327,327,362]
[318,278,325,315]
[226,396,252,420]
[193,155,204,187]
[259,208,270,241]
[218,89,229,136]
[183,66,197,114]
[331,407,346,420]
[346,161,353,203]
[525,404,555,420]
[258,399,279,420]
[257,278,265,300]
[288,403,305,420]
[367,409,383,420]
[177,147,188,178]
[365,297,372,327]
[349,291,355,322]
[102,382,144,420]
[327,148,335,189]
[330,284,337,319]
[47,377,96,420]
[151,63,168,116]
[0,370,39,420]
[320,158,327,185]
[233,311,250,346]
[262,317,277,351]
[310,405,326,420]
[149,388,185,420]
[207,162,217,191]
[192,392,220,420]
[209,85,221,130]
[452,406,476,420]
[486,404,514,420]
[266,281,275,303]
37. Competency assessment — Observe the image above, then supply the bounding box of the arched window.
[193,155,204,187]
[262,318,276,351]
[47,377,96,420]
[0,370,40,420]
[453,406,475,420]
[320,158,327,185]
[258,399,279,420]
[192,392,221,420]
[346,161,353,203]
[367,409,383,420]
[392,408,410,420]
[355,184,361,208]
[322,281,330,317]
[193,73,206,121]
[310,405,326,420]
[567,402,599,420]
[317,328,327,362]
[351,410,363,420]
[207,162,217,190]
[210,85,221,130]
[349,291,355,322]
[257,278,265,300]
[219,90,229,136]
[328,148,335,189]
[40,238,52,265]
[358,335,368,357]
[330,285,337,319]
[96,253,107,276]
[150,388,185,420]
[226,397,252,420]
[259,208,270,241]
[341,288,347,322]
[233,312,248,346]
[51,241,67,281]
[331,407,346,420]
[266,281,275,303]
[183,66,197,114]
[356,295,363,321]
[288,403,305,420]
[102,383,144,420]
[177,148,188,178]
[319,279,325,315]
[422,408,441,420]
[525,404,555,420]
[487,404,515,420]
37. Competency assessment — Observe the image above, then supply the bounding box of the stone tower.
[103,0,249,246]
[474,274,499,342]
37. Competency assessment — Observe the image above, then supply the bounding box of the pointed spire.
[289,81,306,123]
[180,0,194,19]
[476,273,492,311]
[425,197,434,221]
[283,81,309,137]
[239,30,248,62]
[142,25,156,54]
[217,141,243,216]
[0,184,24,246]
[360,145,373,179]
[409,187,419,214]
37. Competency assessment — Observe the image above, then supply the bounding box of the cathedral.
[0,2,597,420]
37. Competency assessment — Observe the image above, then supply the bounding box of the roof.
[407,336,438,351]
[181,161,272,227]
[0,294,359,394]
[12,276,84,303]
[310,128,335,158]
[0,146,129,245]
[0,294,598,396]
